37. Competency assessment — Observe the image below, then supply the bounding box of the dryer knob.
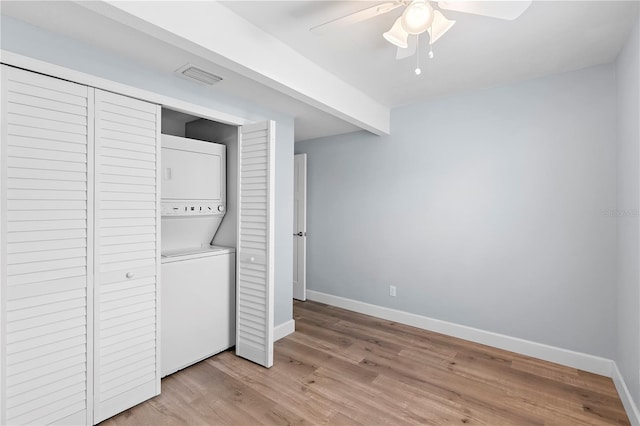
[217,205,225,212]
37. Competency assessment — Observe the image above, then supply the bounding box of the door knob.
[293,232,304,236]
[126,272,135,279]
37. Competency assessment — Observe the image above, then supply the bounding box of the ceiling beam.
[76,0,390,136]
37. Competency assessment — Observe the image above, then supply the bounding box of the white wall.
[296,63,618,359]
[0,15,294,326]
[616,17,640,406]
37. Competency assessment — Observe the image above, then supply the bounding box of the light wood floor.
[102,300,630,425]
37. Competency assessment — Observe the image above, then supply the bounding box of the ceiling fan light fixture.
[383,17,409,48]
[428,10,456,44]
[401,0,434,34]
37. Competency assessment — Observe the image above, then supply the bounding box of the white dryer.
[160,135,235,377]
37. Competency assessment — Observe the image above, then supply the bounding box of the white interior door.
[236,120,275,368]
[293,154,307,301]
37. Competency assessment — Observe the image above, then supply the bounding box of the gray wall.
[296,63,618,359]
[272,120,295,325]
[161,111,188,137]
[1,15,294,327]
[616,17,640,406]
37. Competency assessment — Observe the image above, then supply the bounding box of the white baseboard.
[306,290,613,376]
[613,362,640,426]
[274,319,295,341]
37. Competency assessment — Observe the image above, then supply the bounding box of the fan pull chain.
[415,35,422,75]
[428,24,435,59]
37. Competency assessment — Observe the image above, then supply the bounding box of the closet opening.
[159,107,239,377]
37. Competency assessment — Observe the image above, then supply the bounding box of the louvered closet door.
[93,89,160,423]
[236,121,275,368]
[1,65,93,425]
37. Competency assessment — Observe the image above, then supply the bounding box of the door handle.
[293,232,305,237]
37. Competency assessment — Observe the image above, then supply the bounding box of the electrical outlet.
[389,285,397,297]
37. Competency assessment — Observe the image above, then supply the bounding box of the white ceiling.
[222,1,639,107]
[2,1,638,142]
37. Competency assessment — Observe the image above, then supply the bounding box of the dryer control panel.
[162,202,226,216]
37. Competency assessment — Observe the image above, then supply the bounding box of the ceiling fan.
[311,1,532,74]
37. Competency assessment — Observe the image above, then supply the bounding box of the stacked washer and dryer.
[160,134,235,377]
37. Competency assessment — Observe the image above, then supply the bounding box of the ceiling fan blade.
[311,2,403,35]
[396,36,417,60]
[437,1,532,20]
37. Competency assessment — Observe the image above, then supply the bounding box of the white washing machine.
[160,135,235,377]
[161,247,235,377]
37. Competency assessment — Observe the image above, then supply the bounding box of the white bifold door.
[236,121,276,368]
[93,90,161,423]
[1,65,93,425]
[0,65,161,425]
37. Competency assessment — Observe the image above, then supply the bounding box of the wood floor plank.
[371,373,501,426]
[208,349,338,422]
[101,300,630,425]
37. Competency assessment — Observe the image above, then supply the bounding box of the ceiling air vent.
[176,64,223,86]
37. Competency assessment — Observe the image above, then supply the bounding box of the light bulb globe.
[401,0,434,35]
[383,17,409,48]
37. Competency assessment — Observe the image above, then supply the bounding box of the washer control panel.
[161,202,226,216]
